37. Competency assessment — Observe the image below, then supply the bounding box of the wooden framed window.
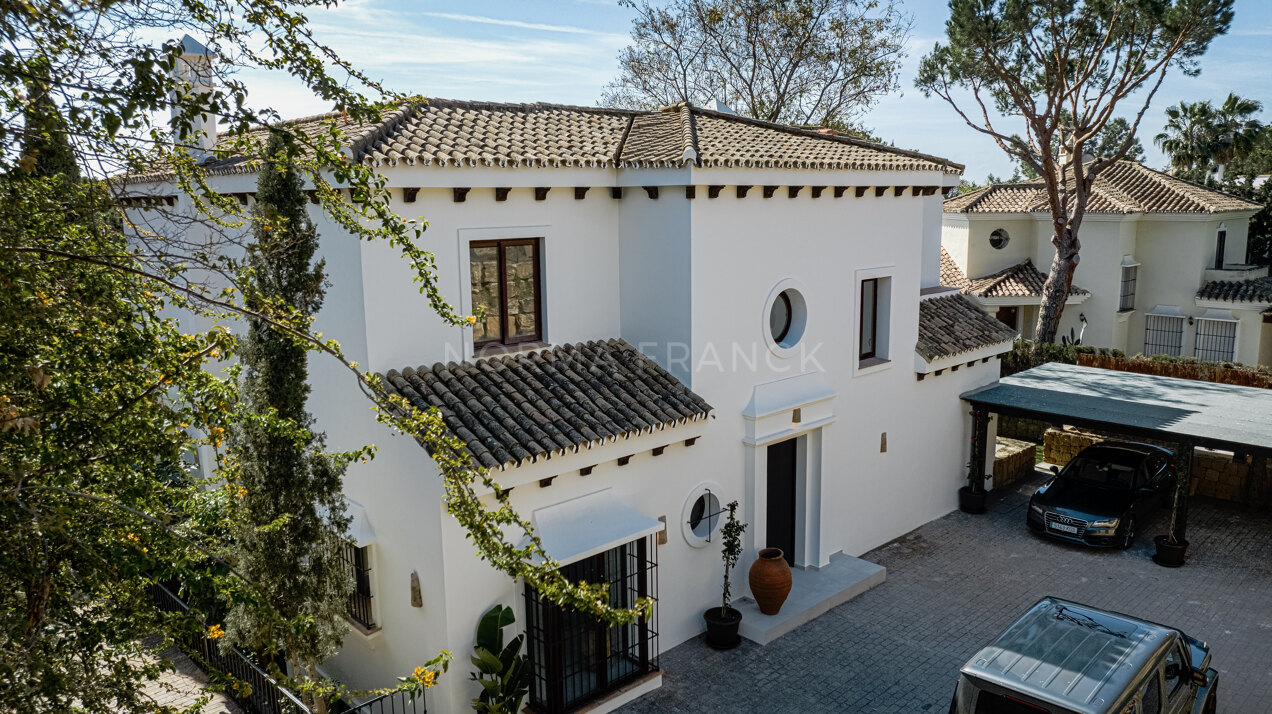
[470,238,542,348]
[860,278,879,360]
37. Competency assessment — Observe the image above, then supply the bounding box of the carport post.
[1172,441,1196,542]
[968,407,991,495]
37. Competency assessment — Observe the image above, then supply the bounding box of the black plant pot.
[959,486,988,514]
[1152,535,1189,568]
[703,606,742,650]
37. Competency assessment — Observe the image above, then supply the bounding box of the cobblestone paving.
[135,637,242,714]
[621,470,1272,714]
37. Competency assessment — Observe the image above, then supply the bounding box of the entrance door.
[995,305,1019,329]
[766,439,797,566]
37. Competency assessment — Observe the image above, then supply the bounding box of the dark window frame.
[1119,264,1138,312]
[470,238,543,348]
[523,536,659,714]
[860,278,879,361]
[342,542,375,630]
[1215,228,1227,270]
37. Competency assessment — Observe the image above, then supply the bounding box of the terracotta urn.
[748,548,792,615]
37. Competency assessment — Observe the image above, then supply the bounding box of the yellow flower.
[236,487,247,498]
[465,315,477,325]
[207,624,225,639]
[412,666,425,679]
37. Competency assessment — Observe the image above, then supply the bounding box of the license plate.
[1049,522,1079,534]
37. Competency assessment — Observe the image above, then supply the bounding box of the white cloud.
[420,12,625,40]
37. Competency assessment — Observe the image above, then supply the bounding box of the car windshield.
[1063,452,1141,490]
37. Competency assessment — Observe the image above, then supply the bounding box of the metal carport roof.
[961,362,1272,453]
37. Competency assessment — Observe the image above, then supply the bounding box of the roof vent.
[711,99,734,115]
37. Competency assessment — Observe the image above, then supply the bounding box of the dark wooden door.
[766,439,797,566]
[995,305,1018,329]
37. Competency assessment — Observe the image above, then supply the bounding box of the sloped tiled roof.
[938,247,1087,299]
[128,98,962,182]
[944,161,1261,214]
[917,294,1018,362]
[966,259,1090,299]
[382,339,713,470]
[940,247,969,290]
[1196,276,1272,305]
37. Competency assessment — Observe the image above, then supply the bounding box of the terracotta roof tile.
[943,161,1261,214]
[940,247,969,290]
[382,339,712,469]
[128,98,962,182]
[1196,276,1272,304]
[917,294,1018,362]
[964,260,1089,299]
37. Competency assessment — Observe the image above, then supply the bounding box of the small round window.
[765,286,807,351]
[688,492,721,538]
[681,484,725,547]
[990,228,1010,250]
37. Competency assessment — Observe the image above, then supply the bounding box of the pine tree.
[224,131,351,713]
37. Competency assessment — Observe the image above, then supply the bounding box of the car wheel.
[1120,517,1136,550]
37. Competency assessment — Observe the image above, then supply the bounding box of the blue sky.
[246,0,1272,181]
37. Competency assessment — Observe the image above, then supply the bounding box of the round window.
[688,492,721,538]
[990,228,1010,250]
[764,285,807,351]
[769,291,793,343]
[681,483,725,547]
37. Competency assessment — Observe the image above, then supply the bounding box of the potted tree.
[702,500,747,649]
[1153,461,1190,567]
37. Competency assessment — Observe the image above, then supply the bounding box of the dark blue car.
[1027,441,1176,549]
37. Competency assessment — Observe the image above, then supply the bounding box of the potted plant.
[703,500,747,649]
[469,604,530,713]
[1153,465,1190,567]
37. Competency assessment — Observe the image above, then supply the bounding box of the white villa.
[942,162,1271,365]
[126,49,1023,712]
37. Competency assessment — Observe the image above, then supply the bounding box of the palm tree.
[1155,101,1218,171]
[1211,92,1263,165]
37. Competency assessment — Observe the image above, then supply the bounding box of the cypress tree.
[20,58,79,179]
[224,132,350,713]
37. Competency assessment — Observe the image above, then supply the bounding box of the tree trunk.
[1035,224,1081,343]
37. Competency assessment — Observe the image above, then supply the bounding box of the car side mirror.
[1191,668,1208,686]
[1050,465,1060,475]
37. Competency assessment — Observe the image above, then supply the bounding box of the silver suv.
[949,597,1218,714]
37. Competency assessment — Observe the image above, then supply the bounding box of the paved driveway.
[621,469,1272,713]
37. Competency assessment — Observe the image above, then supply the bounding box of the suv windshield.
[1063,451,1142,490]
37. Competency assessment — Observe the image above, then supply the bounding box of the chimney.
[816,127,839,136]
[170,35,217,160]
[711,99,735,115]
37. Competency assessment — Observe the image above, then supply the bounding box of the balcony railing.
[150,581,312,714]
[336,690,426,714]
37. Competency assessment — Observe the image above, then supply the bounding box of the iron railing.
[150,581,311,714]
[337,690,426,714]
[523,534,659,714]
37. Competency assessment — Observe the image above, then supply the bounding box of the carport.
[960,362,1272,549]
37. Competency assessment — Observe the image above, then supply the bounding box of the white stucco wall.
[131,162,1002,713]
[943,207,1261,362]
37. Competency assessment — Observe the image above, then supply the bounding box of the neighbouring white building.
[126,89,1020,713]
[942,161,1271,365]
